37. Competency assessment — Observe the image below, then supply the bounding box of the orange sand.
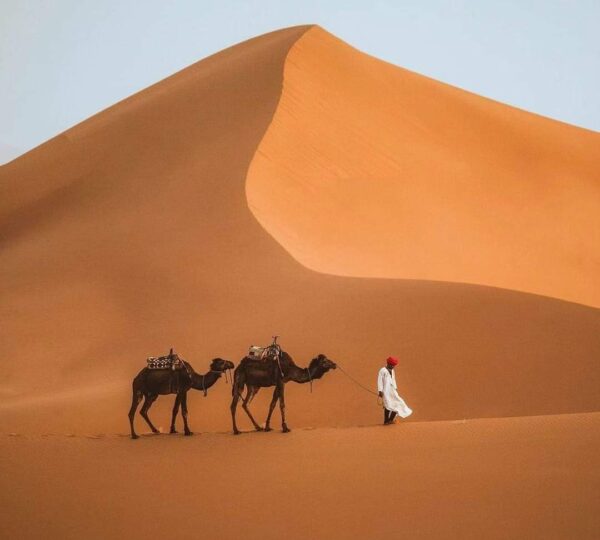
[1,25,599,539]
[2,413,599,539]
[248,27,600,307]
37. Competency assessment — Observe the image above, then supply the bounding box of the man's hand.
[378,391,383,398]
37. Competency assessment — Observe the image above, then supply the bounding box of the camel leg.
[241,387,263,431]
[230,386,243,435]
[264,387,280,432]
[231,374,247,435]
[140,393,160,434]
[180,391,193,436]
[170,394,181,434]
[128,390,143,439]
[247,386,260,404]
[278,382,290,433]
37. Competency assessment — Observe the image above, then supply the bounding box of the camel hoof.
[264,427,272,432]
[151,429,160,434]
[184,431,194,437]
[233,430,241,436]
[282,427,291,433]
[255,426,264,432]
[131,434,139,440]
[170,429,178,434]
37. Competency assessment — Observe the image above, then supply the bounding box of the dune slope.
[0,26,599,437]
[248,27,600,307]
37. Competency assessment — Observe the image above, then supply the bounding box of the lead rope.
[335,363,380,402]
[306,367,313,393]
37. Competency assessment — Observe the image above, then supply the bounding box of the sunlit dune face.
[247,27,600,307]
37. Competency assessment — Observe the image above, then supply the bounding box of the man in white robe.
[377,356,412,424]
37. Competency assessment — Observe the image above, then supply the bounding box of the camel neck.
[287,363,324,383]
[191,370,222,391]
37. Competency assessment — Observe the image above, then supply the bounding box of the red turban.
[386,356,399,366]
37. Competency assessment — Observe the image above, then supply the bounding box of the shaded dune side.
[247,27,600,308]
[0,26,599,434]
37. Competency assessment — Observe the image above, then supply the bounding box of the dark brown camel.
[230,352,336,435]
[128,357,234,439]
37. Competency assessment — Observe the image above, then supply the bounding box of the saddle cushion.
[248,344,281,362]
[248,345,267,359]
[146,356,184,370]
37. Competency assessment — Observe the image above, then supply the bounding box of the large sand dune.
[1,25,598,432]
[1,25,599,538]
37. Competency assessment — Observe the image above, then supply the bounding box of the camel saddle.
[147,355,184,370]
[248,345,268,359]
[248,344,281,362]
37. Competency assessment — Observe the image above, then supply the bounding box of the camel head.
[311,354,337,373]
[210,358,235,373]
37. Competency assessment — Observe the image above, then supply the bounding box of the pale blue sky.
[1,1,599,163]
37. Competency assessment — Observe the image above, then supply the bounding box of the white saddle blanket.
[248,346,267,359]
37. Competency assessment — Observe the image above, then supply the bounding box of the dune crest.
[247,26,600,307]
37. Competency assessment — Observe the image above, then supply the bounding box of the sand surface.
[2,413,599,539]
[1,24,599,539]
[248,27,600,307]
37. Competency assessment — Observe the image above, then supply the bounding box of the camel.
[230,352,336,435]
[128,357,234,439]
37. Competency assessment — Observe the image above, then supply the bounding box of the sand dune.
[1,24,599,538]
[1,26,598,435]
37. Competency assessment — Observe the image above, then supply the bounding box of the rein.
[335,363,379,398]
[306,367,313,393]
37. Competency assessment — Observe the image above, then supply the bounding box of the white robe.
[377,367,412,418]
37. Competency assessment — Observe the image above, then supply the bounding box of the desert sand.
[1,25,599,539]
[248,27,600,307]
[2,413,599,540]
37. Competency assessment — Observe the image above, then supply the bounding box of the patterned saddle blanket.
[147,355,184,370]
